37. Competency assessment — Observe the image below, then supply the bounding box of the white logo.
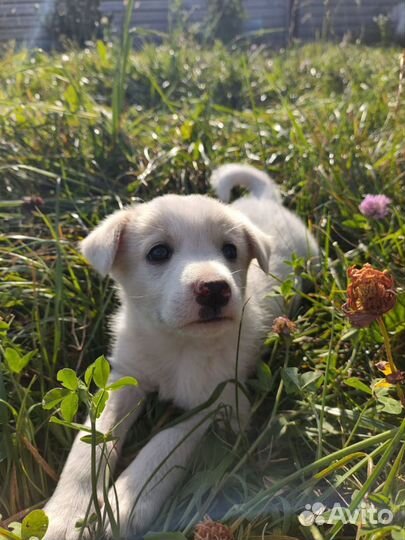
[298,502,326,526]
[298,501,393,527]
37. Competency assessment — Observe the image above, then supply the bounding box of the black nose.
[195,280,231,308]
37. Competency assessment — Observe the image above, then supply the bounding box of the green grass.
[1,37,405,539]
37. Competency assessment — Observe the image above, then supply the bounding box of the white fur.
[43,164,318,539]
[210,163,282,203]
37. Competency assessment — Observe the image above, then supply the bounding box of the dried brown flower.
[272,316,297,336]
[194,517,234,540]
[342,264,396,328]
[22,195,45,213]
[375,361,394,389]
[386,371,405,384]
[375,360,390,373]
[375,360,405,388]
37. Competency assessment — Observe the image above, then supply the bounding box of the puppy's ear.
[244,222,272,274]
[80,209,132,276]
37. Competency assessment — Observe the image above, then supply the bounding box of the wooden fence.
[0,0,401,50]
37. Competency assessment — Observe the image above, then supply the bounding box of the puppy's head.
[81,195,271,337]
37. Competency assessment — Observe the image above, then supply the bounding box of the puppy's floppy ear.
[244,222,272,274]
[80,208,132,276]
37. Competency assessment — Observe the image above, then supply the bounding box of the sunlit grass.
[1,38,405,538]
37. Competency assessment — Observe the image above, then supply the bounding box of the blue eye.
[222,243,237,260]
[147,244,172,263]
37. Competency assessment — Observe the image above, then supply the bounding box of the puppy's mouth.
[180,306,234,327]
[191,306,233,326]
[196,316,232,324]
[183,316,233,330]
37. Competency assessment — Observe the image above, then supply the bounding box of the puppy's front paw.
[43,505,96,540]
[43,515,85,540]
[106,485,157,538]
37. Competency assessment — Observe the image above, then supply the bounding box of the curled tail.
[210,163,282,204]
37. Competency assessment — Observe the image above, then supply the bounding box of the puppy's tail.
[210,163,282,203]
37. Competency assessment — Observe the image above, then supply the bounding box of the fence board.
[0,6,46,16]
[102,0,168,8]
[103,0,169,33]
[297,0,399,39]
[0,0,402,47]
[0,16,48,29]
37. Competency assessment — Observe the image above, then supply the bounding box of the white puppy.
[43,164,318,539]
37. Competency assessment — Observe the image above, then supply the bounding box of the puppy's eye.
[222,243,237,260]
[147,244,172,263]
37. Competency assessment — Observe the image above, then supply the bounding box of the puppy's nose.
[194,280,231,308]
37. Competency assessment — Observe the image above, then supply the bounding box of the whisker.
[225,223,245,235]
